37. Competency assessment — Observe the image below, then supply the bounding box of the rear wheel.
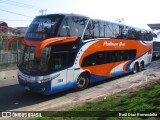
[138,63,143,72]
[139,62,144,72]
[133,63,138,74]
[75,73,89,91]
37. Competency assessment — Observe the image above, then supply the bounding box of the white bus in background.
[153,40,160,58]
[153,31,160,58]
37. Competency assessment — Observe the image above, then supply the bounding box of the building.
[0,21,21,51]
[0,21,27,68]
[147,24,160,39]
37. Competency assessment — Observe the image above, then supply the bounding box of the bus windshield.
[19,46,51,75]
[19,46,76,75]
[25,15,62,40]
[25,15,89,40]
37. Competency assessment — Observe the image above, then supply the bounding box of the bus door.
[66,68,75,87]
[50,51,67,87]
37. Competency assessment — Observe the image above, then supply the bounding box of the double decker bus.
[8,14,153,95]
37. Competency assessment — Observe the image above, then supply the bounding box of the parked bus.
[153,40,160,58]
[8,14,153,95]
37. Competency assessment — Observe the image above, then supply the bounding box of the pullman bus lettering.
[103,41,125,47]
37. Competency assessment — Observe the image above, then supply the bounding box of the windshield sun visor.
[8,36,26,50]
[35,36,77,58]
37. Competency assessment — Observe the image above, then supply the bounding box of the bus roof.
[36,13,152,32]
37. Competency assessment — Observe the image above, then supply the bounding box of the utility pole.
[39,9,47,15]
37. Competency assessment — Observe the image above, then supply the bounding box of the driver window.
[51,51,76,71]
[52,53,67,70]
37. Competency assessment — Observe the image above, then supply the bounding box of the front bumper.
[18,77,52,95]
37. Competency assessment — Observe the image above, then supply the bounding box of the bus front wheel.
[75,73,89,91]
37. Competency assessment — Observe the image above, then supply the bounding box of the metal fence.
[0,51,21,70]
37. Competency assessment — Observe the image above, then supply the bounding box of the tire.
[133,63,138,74]
[138,62,143,72]
[75,73,89,91]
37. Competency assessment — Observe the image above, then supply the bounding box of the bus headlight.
[37,77,52,83]
[36,73,60,83]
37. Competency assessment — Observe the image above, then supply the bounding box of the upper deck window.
[58,16,88,37]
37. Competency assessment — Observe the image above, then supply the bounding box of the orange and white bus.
[8,14,153,95]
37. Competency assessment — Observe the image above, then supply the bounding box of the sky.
[0,0,160,30]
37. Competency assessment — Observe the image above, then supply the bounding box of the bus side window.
[136,30,141,40]
[51,52,72,71]
[83,21,94,40]
[105,22,114,38]
[145,31,153,41]
[116,25,124,39]
[58,17,71,37]
[141,30,146,41]
[92,20,99,38]
[108,51,118,62]
[128,50,136,59]
[96,51,106,65]
[113,24,119,38]
[99,21,105,38]
[71,17,88,37]
[81,53,97,67]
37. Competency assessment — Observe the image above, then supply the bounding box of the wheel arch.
[74,70,91,91]
[75,70,91,84]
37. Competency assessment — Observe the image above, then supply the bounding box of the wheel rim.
[139,64,142,71]
[133,64,137,73]
[77,76,86,88]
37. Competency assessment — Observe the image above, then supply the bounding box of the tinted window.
[119,50,136,60]
[58,16,88,37]
[105,23,120,38]
[83,20,153,41]
[83,20,100,40]
[83,21,93,40]
[105,23,114,38]
[116,25,124,39]
[99,21,105,38]
[83,20,106,40]
[51,51,76,71]
[153,42,160,51]
[81,50,137,67]
[141,30,146,41]
[27,17,60,33]
[26,15,61,40]
[127,28,137,39]
[96,51,106,65]
[108,51,119,62]
[146,32,153,41]
[81,53,97,67]
[92,20,99,38]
